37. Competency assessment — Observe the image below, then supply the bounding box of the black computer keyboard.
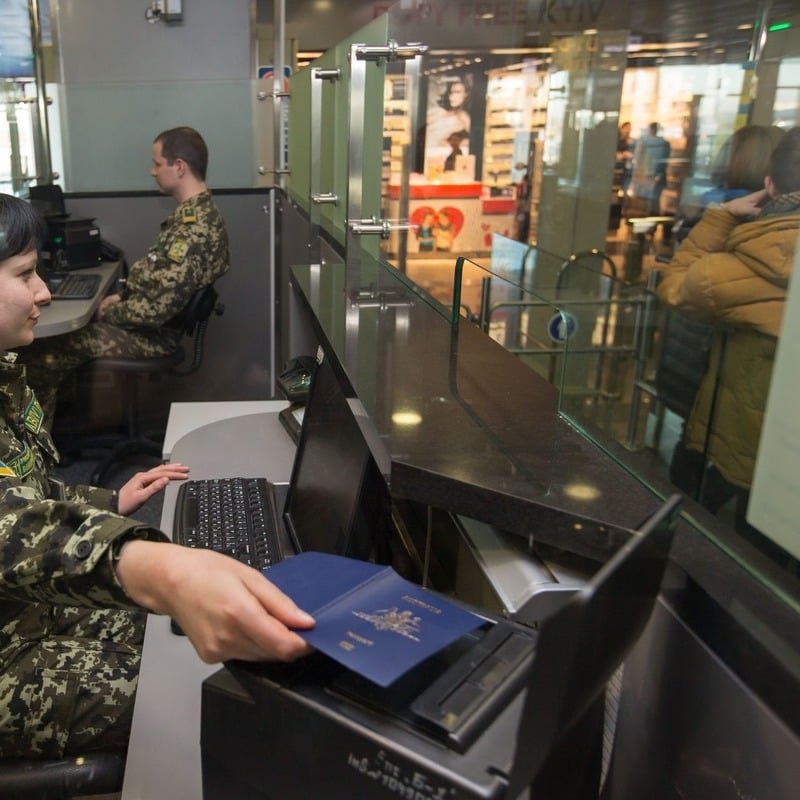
[49,273,101,300]
[173,477,278,569]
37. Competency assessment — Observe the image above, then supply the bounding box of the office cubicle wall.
[66,191,275,416]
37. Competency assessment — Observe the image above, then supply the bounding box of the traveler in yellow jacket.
[657,127,800,520]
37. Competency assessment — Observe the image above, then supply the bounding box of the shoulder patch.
[25,396,44,435]
[6,444,34,478]
[182,207,198,224]
[167,239,190,263]
[0,462,16,477]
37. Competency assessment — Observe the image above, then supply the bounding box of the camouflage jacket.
[102,190,230,331]
[0,353,165,616]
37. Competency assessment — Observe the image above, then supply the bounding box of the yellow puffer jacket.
[657,203,799,488]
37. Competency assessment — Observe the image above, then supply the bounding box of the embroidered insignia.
[25,397,44,435]
[7,444,34,478]
[167,239,189,263]
[182,207,197,223]
[0,462,15,477]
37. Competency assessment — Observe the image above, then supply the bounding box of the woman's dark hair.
[710,125,785,191]
[154,126,209,181]
[0,193,47,262]
[438,77,470,111]
[769,126,800,195]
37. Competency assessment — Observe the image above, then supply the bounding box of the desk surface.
[162,400,287,460]
[35,262,120,337]
[121,403,295,800]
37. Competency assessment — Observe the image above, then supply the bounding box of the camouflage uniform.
[22,189,230,419]
[0,352,166,758]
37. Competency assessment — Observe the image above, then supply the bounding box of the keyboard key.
[173,477,278,570]
[49,273,101,300]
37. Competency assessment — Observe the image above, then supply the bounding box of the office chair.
[75,283,224,486]
[0,750,125,799]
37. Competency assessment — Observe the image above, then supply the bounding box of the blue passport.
[263,552,484,687]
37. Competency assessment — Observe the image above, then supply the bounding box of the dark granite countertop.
[290,259,660,539]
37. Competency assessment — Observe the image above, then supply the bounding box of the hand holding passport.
[263,552,484,687]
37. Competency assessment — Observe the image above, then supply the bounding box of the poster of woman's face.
[424,73,473,178]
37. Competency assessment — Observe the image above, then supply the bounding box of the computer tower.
[45,217,103,269]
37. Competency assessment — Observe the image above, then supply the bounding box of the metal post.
[346,42,428,280]
[27,0,52,185]
[346,44,368,280]
[625,268,662,448]
[451,257,465,328]
[272,0,287,190]
[310,67,340,265]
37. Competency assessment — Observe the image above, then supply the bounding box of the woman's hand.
[94,293,121,321]
[720,188,768,218]
[117,462,190,516]
[115,540,315,663]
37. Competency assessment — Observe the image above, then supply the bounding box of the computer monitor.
[282,353,393,565]
[28,184,69,219]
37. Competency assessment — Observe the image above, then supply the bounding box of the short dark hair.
[0,193,47,262]
[438,77,471,111]
[769,127,800,195]
[154,126,208,180]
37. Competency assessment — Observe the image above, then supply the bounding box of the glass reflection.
[363,0,799,588]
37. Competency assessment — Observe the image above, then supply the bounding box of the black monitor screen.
[282,354,392,564]
[29,184,67,218]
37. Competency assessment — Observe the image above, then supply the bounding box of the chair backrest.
[0,751,125,798]
[506,494,682,797]
[170,284,224,376]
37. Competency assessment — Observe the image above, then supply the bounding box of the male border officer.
[22,126,230,423]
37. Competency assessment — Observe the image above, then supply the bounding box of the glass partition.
[54,80,261,191]
[0,79,39,193]
[289,0,800,608]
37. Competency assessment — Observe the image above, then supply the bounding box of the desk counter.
[36,262,121,337]
[121,402,293,800]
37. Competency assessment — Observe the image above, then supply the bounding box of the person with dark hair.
[673,124,785,244]
[425,75,472,173]
[0,192,313,759]
[443,131,465,172]
[435,78,471,131]
[21,126,230,423]
[615,121,635,197]
[155,125,208,180]
[657,126,800,530]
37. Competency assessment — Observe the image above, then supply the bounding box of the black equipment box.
[46,217,102,269]
[199,495,680,800]
[202,629,532,800]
